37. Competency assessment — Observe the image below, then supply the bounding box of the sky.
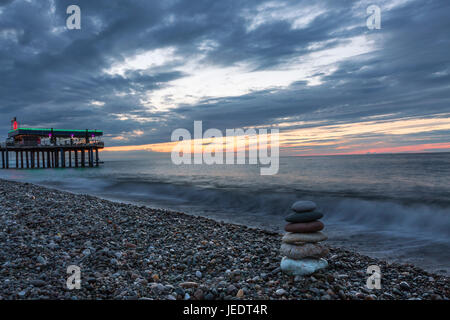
[0,0,449,156]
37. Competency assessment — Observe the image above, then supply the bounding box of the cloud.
[0,0,449,155]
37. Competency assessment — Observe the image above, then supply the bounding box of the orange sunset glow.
[104,115,450,156]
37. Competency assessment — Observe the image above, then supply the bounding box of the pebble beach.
[0,178,448,300]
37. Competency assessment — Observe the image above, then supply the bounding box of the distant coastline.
[283,151,450,157]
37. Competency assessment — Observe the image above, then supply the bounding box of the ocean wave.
[73,178,450,240]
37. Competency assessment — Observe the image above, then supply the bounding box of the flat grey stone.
[282,232,328,244]
[291,201,317,213]
[285,211,323,223]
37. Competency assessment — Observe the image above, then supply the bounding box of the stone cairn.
[280,200,328,276]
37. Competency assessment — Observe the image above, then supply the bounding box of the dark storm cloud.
[0,0,449,149]
[164,0,450,138]
[0,0,14,7]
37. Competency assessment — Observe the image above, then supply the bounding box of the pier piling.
[1,145,103,171]
[61,148,65,168]
[81,149,85,167]
[31,151,35,169]
[88,148,92,167]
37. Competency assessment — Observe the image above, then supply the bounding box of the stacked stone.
[280,200,328,276]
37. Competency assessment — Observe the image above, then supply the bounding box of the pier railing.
[1,141,104,148]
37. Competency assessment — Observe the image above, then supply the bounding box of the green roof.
[8,128,103,134]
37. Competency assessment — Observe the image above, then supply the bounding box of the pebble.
[36,256,47,265]
[227,284,237,294]
[195,271,202,278]
[18,290,27,298]
[280,243,329,259]
[285,211,324,223]
[180,282,198,289]
[205,293,214,300]
[275,289,287,296]
[285,221,324,233]
[280,257,328,276]
[125,242,136,249]
[48,241,58,249]
[399,281,410,291]
[194,289,204,300]
[282,232,328,244]
[291,201,317,213]
[31,280,46,287]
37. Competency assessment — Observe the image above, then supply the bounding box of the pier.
[0,118,104,169]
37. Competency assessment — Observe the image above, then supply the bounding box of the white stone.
[291,200,317,213]
[275,289,287,296]
[280,257,328,276]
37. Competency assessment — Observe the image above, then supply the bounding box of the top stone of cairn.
[291,200,317,213]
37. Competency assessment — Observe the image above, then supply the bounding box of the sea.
[1,151,449,274]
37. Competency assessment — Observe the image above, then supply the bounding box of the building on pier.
[0,118,104,169]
